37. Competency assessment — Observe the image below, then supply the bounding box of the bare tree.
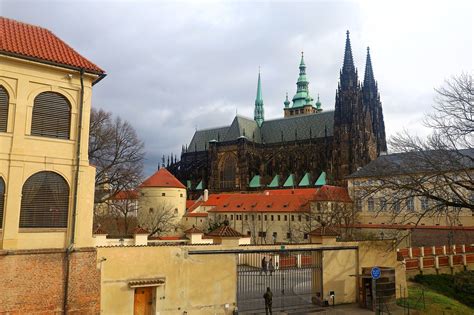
[356,73,473,228]
[89,108,145,205]
[139,201,180,237]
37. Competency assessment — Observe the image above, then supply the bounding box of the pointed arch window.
[31,92,71,139]
[220,154,237,189]
[0,177,5,228]
[19,171,69,228]
[0,86,9,132]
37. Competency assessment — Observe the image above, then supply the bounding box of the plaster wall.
[97,246,237,315]
[0,56,97,250]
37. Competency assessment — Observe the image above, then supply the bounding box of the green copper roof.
[298,172,311,187]
[254,71,264,127]
[195,180,203,190]
[283,174,295,187]
[291,52,314,109]
[315,94,322,109]
[249,175,261,188]
[187,180,192,189]
[315,171,326,186]
[267,174,280,188]
[284,92,290,108]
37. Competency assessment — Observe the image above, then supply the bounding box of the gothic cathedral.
[170,31,387,192]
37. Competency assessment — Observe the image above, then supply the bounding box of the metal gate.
[237,249,323,313]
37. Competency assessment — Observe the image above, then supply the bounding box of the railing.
[397,244,474,272]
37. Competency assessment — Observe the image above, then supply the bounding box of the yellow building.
[0,17,105,250]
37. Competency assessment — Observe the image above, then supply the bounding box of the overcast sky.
[3,0,473,175]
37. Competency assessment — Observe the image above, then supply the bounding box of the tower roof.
[0,17,105,77]
[363,47,376,89]
[342,30,356,75]
[254,70,264,127]
[140,168,186,189]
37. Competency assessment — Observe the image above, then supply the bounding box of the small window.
[258,215,261,221]
[286,232,291,239]
[421,197,429,211]
[162,193,166,196]
[264,215,268,221]
[0,86,9,132]
[305,215,309,222]
[406,197,414,212]
[149,207,154,213]
[258,231,266,237]
[31,92,71,139]
[291,215,295,221]
[298,215,301,222]
[284,215,288,221]
[304,233,308,240]
[245,215,248,220]
[252,215,255,221]
[380,197,386,211]
[230,214,234,220]
[174,208,178,214]
[247,231,251,236]
[277,215,281,221]
[368,197,375,212]
[271,215,274,221]
[180,193,183,197]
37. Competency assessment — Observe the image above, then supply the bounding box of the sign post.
[371,267,381,314]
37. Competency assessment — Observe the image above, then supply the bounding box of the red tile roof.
[93,226,108,235]
[186,200,197,209]
[207,225,243,237]
[156,236,183,240]
[133,226,149,235]
[309,226,340,236]
[184,226,204,234]
[112,190,139,200]
[140,168,186,189]
[313,185,352,203]
[264,188,318,195]
[0,17,104,75]
[207,193,311,213]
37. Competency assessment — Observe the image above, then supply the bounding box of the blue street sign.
[280,245,285,251]
[371,266,381,280]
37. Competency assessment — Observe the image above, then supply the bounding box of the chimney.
[203,189,209,202]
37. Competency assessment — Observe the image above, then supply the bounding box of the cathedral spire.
[254,69,264,127]
[363,47,376,90]
[340,30,358,89]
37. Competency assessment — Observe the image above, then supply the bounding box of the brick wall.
[0,248,100,314]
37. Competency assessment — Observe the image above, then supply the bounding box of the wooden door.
[134,287,153,315]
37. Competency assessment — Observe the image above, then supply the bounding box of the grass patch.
[397,282,473,315]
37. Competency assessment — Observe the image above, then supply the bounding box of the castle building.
[172,31,387,192]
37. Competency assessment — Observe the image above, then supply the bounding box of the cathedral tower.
[332,31,377,183]
[362,47,387,154]
[254,70,264,127]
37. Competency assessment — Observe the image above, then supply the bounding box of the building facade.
[171,31,387,191]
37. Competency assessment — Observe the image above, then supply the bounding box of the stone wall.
[0,248,100,314]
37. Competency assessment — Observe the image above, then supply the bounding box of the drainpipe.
[63,68,85,314]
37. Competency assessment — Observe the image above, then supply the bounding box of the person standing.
[268,257,275,276]
[263,287,273,315]
[261,256,267,275]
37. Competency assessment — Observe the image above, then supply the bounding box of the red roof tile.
[133,226,149,234]
[313,185,352,203]
[156,236,183,240]
[264,188,318,195]
[140,168,186,189]
[309,226,340,236]
[112,190,139,200]
[207,225,243,238]
[186,200,197,209]
[0,17,104,74]
[93,226,108,235]
[207,193,311,213]
[184,226,204,234]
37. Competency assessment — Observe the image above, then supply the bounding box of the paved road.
[238,266,319,312]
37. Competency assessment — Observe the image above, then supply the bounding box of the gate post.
[297,254,302,268]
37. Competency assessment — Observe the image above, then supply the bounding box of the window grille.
[31,92,71,139]
[0,177,5,228]
[368,197,375,212]
[406,197,415,212]
[19,171,69,228]
[0,86,8,132]
[380,197,387,211]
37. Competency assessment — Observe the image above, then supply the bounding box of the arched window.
[31,92,71,139]
[19,171,69,228]
[0,86,9,132]
[0,177,5,228]
[220,154,237,189]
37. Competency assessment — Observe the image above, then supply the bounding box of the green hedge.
[413,271,474,308]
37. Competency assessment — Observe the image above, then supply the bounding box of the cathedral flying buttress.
[169,31,387,192]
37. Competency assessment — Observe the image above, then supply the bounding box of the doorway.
[134,287,154,315]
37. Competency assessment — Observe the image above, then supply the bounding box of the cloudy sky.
[3,0,473,175]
